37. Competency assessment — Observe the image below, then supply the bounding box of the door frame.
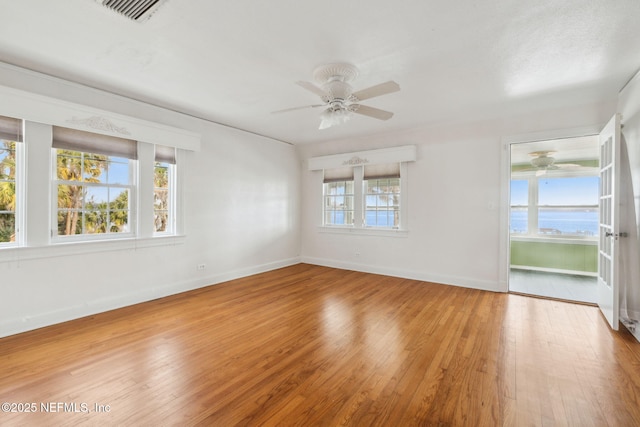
[500,125,605,294]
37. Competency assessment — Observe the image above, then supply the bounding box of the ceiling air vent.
[97,0,168,21]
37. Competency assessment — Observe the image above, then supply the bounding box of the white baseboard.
[0,257,301,339]
[510,265,597,277]
[300,256,502,292]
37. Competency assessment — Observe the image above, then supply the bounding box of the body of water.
[511,209,598,236]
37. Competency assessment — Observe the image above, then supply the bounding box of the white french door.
[597,114,621,330]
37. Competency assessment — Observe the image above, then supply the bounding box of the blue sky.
[511,176,599,206]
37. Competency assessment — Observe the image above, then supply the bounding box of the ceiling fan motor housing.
[323,80,353,104]
[530,154,555,168]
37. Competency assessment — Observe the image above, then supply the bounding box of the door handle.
[605,231,628,238]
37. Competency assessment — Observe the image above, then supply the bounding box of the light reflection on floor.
[322,297,401,366]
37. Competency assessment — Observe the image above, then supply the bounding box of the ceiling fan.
[523,151,595,176]
[272,63,400,130]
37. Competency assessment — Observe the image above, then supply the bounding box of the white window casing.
[313,146,415,235]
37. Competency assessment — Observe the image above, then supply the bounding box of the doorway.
[508,135,599,303]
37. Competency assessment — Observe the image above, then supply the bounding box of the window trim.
[0,136,24,248]
[0,83,198,257]
[51,146,138,243]
[320,162,408,233]
[153,160,176,236]
[363,176,402,229]
[510,172,599,241]
[0,234,185,262]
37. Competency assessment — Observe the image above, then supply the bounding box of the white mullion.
[399,163,407,229]
[14,140,25,245]
[354,166,363,228]
[528,176,538,235]
[168,163,176,233]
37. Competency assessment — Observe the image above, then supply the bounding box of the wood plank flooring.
[1,264,639,426]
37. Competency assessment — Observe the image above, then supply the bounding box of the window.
[510,179,528,234]
[363,163,401,228]
[537,176,599,236]
[323,162,405,230]
[154,145,176,234]
[52,127,137,240]
[323,167,354,226]
[510,175,599,237]
[0,115,22,245]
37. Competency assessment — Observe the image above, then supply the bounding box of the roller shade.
[0,115,23,142]
[364,163,400,180]
[155,144,176,164]
[52,126,137,159]
[323,167,354,183]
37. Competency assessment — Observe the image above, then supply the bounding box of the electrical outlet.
[197,264,206,271]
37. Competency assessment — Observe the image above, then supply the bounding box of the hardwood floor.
[1,264,639,426]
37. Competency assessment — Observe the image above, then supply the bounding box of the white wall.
[0,60,628,338]
[618,69,640,340]
[0,64,301,338]
[298,101,617,292]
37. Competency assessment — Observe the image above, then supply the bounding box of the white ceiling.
[1,0,639,145]
[510,134,599,164]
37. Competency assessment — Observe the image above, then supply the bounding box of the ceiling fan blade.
[556,163,584,169]
[351,81,400,101]
[296,81,327,97]
[349,104,394,120]
[536,169,546,177]
[271,104,324,114]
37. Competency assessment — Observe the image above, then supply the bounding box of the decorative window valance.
[0,84,201,151]
[308,145,416,171]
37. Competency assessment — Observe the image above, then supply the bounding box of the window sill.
[0,235,186,262]
[317,226,408,238]
[510,235,597,245]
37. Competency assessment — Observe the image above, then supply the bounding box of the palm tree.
[0,140,16,242]
[154,163,169,231]
[56,150,108,235]
[109,190,129,233]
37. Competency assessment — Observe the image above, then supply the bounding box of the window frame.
[0,84,198,261]
[320,163,408,234]
[0,135,24,247]
[153,160,176,235]
[510,170,599,240]
[51,148,137,243]
[323,179,355,227]
[363,176,401,229]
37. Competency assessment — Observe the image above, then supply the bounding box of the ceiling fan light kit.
[273,62,400,130]
[529,151,556,168]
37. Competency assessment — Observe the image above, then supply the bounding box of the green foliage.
[1,145,141,239]
[56,150,131,236]
[0,140,16,242]
[154,163,169,232]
